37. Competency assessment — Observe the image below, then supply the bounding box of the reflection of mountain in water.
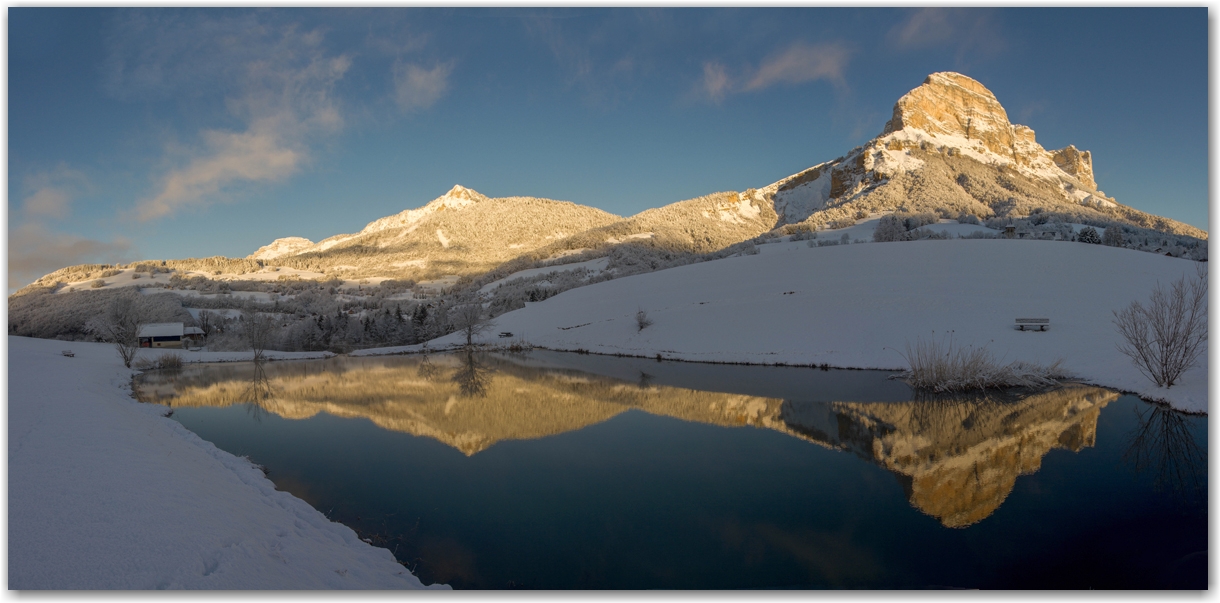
[135,354,785,456]
[781,386,1119,527]
[135,355,1117,525]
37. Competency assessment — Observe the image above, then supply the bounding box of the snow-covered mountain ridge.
[232,71,1205,278]
[18,71,1204,296]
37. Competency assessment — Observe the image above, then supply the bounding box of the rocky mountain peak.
[442,184,487,204]
[881,72,1016,157]
[1050,145,1097,190]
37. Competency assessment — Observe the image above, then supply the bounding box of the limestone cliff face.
[763,71,1206,240]
[882,72,1018,159]
[1051,145,1097,190]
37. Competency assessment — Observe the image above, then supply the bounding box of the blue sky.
[8,8,1208,290]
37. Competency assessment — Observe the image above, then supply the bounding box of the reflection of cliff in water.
[135,354,1117,526]
[781,385,1119,527]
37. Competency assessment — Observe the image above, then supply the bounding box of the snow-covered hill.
[427,238,1207,414]
[239,185,623,282]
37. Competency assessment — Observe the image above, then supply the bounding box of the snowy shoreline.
[352,342,1207,416]
[8,335,447,590]
[396,239,1208,415]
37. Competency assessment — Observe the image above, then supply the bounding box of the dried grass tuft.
[897,334,1068,392]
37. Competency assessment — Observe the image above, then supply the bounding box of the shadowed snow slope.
[433,239,1207,413]
[8,335,447,590]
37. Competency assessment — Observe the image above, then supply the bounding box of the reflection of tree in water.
[417,353,440,381]
[637,371,654,390]
[242,361,275,422]
[1123,404,1205,502]
[451,350,492,397]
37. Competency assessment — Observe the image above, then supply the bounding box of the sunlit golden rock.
[787,385,1118,527]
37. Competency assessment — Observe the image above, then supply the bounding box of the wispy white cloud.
[20,165,89,220]
[23,189,72,220]
[393,61,454,112]
[137,122,303,221]
[701,62,731,104]
[8,223,132,291]
[888,8,1004,65]
[744,42,850,91]
[694,41,850,104]
[107,12,352,221]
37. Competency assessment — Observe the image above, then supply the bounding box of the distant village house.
[138,323,206,349]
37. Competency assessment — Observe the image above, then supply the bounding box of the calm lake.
[134,351,1206,589]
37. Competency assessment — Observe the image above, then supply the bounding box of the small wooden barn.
[138,323,186,349]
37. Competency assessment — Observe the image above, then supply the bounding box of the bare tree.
[197,310,215,339]
[241,308,276,361]
[1113,266,1207,388]
[85,294,145,368]
[450,303,493,347]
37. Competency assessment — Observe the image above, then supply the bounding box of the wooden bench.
[1015,318,1049,331]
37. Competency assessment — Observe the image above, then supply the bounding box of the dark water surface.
[134,351,1206,589]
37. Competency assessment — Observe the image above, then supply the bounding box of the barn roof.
[138,323,184,338]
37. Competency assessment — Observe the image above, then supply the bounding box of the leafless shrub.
[897,334,1067,392]
[157,352,184,370]
[636,308,653,332]
[1113,266,1207,388]
[90,279,106,289]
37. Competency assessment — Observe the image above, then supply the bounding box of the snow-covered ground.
[8,336,447,589]
[479,257,610,294]
[420,239,1207,413]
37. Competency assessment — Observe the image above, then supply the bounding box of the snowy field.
[8,336,446,589]
[422,239,1208,413]
[479,257,610,293]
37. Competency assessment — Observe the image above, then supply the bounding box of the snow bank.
[426,239,1207,414]
[8,336,447,589]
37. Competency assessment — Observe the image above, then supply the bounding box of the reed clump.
[897,335,1067,393]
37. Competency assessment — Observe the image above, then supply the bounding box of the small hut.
[138,323,185,349]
